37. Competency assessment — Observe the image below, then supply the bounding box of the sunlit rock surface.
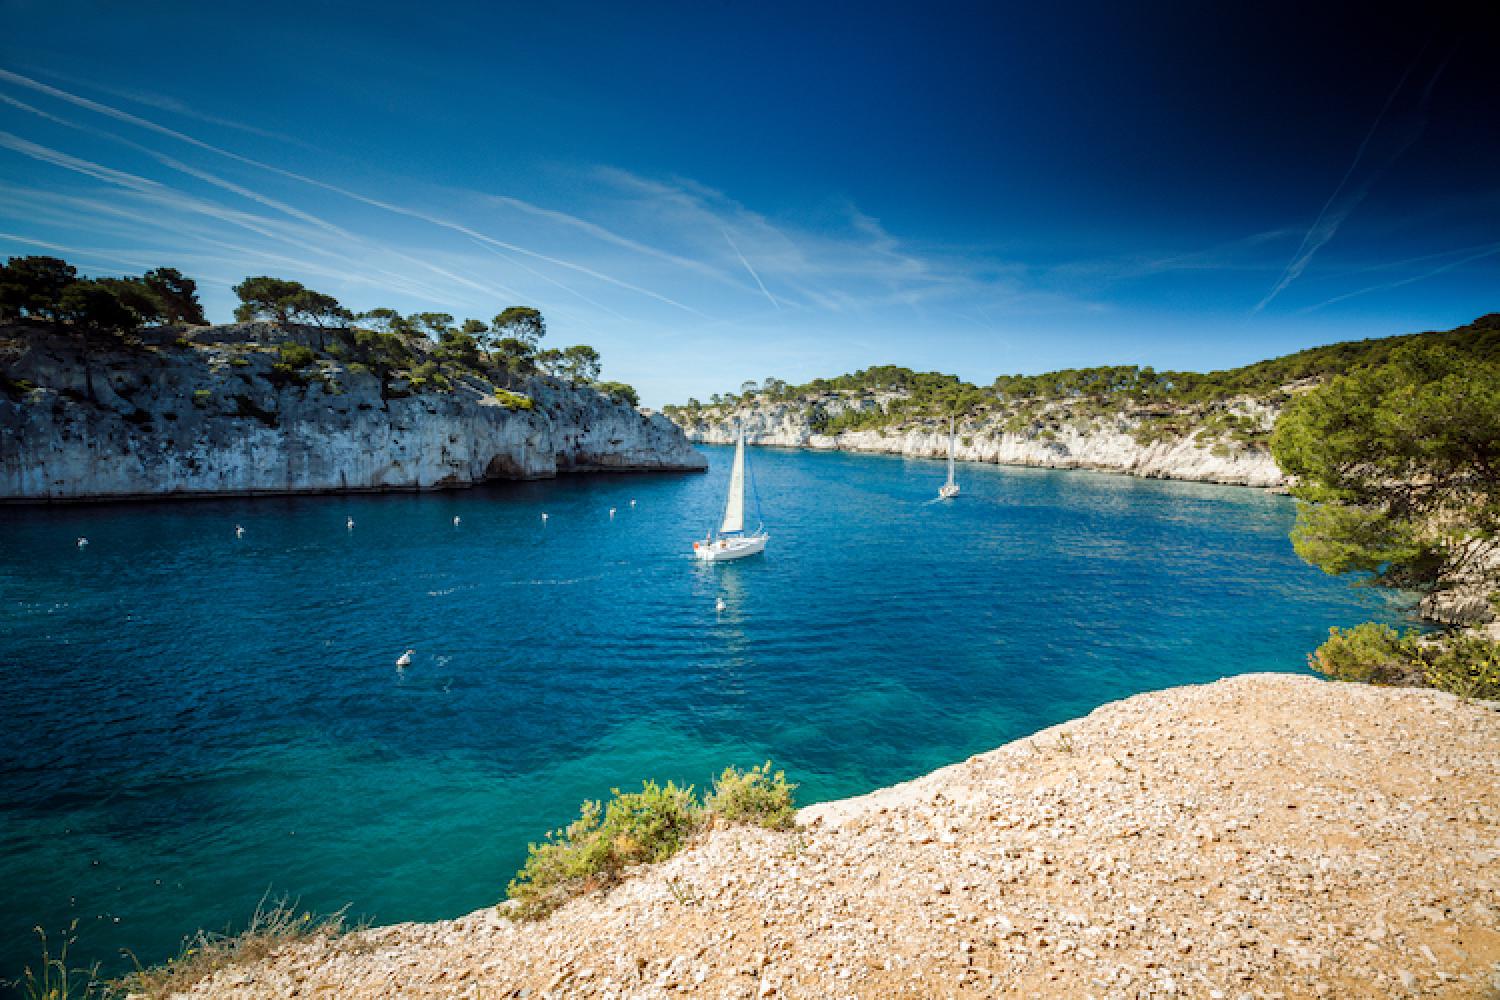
[0,324,705,501]
[671,394,1284,488]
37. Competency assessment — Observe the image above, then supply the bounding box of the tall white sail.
[946,418,956,488]
[720,432,746,534]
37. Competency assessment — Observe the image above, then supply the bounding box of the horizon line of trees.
[229,275,611,387]
[0,256,206,332]
[667,313,1500,422]
[0,255,636,403]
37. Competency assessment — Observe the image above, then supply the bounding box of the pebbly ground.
[172,674,1499,999]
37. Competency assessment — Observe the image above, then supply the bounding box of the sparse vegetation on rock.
[504,763,801,921]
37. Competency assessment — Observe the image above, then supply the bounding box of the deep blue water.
[0,446,1401,982]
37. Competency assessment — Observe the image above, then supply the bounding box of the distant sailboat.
[939,416,961,499]
[693,430,768,562]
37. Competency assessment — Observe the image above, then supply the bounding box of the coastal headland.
[163,674,1499,999]
[0,322,705,502]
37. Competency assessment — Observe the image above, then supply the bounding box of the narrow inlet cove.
[0,445,1399,977]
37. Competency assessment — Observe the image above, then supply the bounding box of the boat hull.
[693,533,768,562]
[939,484,960,499]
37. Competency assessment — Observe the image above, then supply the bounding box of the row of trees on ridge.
[0,257,634,403]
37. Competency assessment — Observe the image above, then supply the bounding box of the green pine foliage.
[1310,624,1500,700]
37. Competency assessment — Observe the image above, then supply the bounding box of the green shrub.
[229,357,250,368]
[706,761,798,830]
[1311,623,1500,699]
[1423,634,1500,700]
[263,362,307,388]
[1310,622,1423,686]
[492,388,534,410]
[1,374,39,401]
[503,763,804,921]
[593,380,639,407]
[505,780,704,921]
[409,360,440,389]
[278,343,317,369]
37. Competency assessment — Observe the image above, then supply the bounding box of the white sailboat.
[939,416,961,499]
[693,430,768,562]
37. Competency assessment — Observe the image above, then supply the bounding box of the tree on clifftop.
[1270,342,1500,602]
[538,344,602,384]
[1,254,202,331]
[233,277,305,325]
[142,267,206,325]
[234,277,350,347]
[0,256,78,322]
[493,307,545,349]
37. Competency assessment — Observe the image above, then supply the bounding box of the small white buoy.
[235,525,245,539]
[715,597,727,612]
[609,507,617,519]
[76,537,88,548]
[541,512,549,523]
[396,649,413,669]
[347,517,355,531]
[629,499,636,508]
[453,516,461,526]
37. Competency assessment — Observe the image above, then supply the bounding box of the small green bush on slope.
[706,761,798,830]
[504,763,799,921]
[1310,623,1500,700]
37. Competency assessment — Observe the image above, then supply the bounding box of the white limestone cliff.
[670,394,1284,488]
[0,325,705,501]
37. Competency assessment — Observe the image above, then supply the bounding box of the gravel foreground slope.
[180,674,1500,1000]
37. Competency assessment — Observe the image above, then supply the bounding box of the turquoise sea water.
[0,446,1401,981]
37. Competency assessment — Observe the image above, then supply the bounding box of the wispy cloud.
[1255,46,1451,313]
[722,228,780,309]
[30,69,306,146]
[0,68,711,317]
[1300,239,1500,312]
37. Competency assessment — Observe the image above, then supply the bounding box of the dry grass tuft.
[115,893,356,999]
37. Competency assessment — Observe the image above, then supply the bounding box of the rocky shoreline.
[169,674,1499,999]
[668,396,1284,489]
[0,323,705,501]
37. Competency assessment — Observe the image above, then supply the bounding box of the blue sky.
[1,1,1496,405]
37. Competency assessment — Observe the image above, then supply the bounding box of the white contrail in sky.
[0,131,501,302]
[489,193,740,287]
[0,68,708,317]
[0,94,570,308]
[1255,46,1453,313]
[1253,56,1420,313]
[723,228,780,310]
[1301,240,1500,312]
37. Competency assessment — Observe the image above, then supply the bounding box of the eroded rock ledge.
[179,674,1499,999]
[669,396,1285,488]
[0,324,705,501]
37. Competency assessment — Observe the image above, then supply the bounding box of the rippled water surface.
[0,446,1399,978]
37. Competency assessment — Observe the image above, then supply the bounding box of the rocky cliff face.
[0,324,705,501]
[670,394,1283,488]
